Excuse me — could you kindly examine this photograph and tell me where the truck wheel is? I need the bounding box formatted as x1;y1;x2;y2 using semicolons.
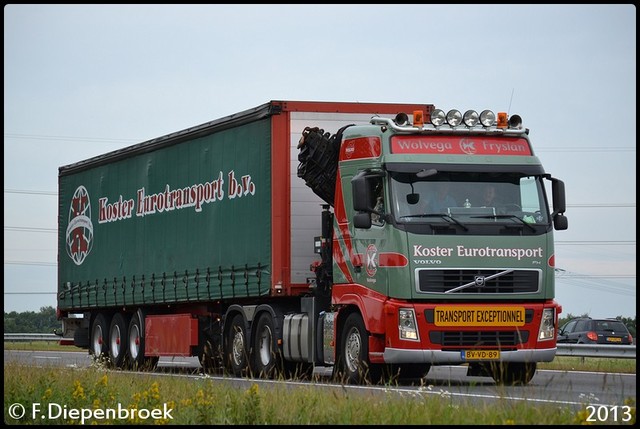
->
252;312;279;379
336;313;380;385
491;362;537;386
90;313;110;362
226;314;250;377
108;313;131;369
127;311;158;371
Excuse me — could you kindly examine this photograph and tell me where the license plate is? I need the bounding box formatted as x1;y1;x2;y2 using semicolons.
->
461;350;500;361
606;337;622;343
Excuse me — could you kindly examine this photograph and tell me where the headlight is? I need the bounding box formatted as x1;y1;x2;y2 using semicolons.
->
399;308;419;341
538;308;556;341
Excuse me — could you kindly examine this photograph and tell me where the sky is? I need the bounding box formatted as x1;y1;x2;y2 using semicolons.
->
3;4;636;319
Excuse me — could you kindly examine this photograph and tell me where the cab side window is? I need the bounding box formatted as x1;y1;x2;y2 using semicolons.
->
371;177;385;226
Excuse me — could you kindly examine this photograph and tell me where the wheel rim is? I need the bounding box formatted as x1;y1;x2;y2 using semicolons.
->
345;327;361;373
258;325;273;366
232;328;245;366
92;324;103;356
129;323;141;360
110;325;121;358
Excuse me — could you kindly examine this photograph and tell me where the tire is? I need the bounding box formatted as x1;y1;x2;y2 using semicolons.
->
108;312;131;369
127;311;158;371
336;312;380;385
252;312;279;379
226;314;250;377
492;362;537;386
90;313;111;360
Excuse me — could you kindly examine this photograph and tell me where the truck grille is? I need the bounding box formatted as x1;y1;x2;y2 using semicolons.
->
429;330;530;347
416;269;540;294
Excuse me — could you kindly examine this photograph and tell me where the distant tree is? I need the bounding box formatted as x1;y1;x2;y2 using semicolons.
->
3;306;60;333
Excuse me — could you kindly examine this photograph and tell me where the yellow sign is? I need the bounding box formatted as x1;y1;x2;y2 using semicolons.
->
434;306;525;327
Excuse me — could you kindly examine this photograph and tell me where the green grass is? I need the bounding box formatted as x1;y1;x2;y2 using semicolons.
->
538;356;636;374
4;362;636;425
4;341;73;352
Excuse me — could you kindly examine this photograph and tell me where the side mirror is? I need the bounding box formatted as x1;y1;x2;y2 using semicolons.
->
553;214;568;231
551;178;566;214
353;212;372;229
352;172;372;212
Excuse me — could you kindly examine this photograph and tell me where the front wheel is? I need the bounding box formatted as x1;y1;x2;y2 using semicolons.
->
335;312;379;385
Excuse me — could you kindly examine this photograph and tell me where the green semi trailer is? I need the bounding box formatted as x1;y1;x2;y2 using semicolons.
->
57;100;568;385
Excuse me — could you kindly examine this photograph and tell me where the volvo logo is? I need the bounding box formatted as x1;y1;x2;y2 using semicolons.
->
474;275;486;287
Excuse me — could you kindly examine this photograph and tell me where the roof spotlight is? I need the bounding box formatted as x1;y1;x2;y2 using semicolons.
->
479;110;496;127
508;114;523;129
395;112;409;126
463;110;479;127
446;109;462;127
430;109;446;126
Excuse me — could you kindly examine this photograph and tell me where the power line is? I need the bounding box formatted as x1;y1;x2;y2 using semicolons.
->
4;189;57;196
536;147;635;152
7;133;631;152
5;227;57;233
4;188;636;209
4;133;140;144
4;261;56;266
4;292;57;295
556;240;635;245
567;203;636;208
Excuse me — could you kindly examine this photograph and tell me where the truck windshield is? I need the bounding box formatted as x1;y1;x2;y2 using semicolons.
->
389;171;549;226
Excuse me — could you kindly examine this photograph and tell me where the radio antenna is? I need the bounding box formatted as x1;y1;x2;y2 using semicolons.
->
508;88;515;114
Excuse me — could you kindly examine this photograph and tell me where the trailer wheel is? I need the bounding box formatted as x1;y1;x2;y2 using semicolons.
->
252;312;279;379
90;313;110;362
127;311;158;371
108;313;131;369
336;312;380;385
492;362;537;386
226;314;249;377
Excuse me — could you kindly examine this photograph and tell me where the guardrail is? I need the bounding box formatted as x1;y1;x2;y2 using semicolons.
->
4;333;72;343
4;334;636;359
556;343;636;359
